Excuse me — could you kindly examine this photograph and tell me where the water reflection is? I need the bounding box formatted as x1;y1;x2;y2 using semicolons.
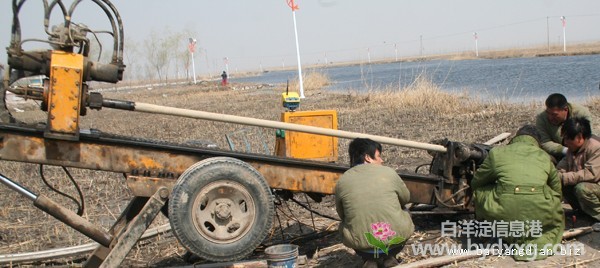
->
231;54;600;103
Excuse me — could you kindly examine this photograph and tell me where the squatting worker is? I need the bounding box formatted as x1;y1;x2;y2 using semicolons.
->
335;138;414;268
557;117;600;228
536;93;592;163
471;125;564;261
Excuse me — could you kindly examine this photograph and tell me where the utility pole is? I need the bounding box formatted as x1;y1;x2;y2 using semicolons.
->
473;32;479;57
223;57;229;75
188;38;197;84
287;0;305;98
561;16;567;52
546;16;550;52
420;35;423;56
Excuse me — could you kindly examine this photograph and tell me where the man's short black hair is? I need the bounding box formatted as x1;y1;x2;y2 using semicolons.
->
515;124;541;144
545;93;568;109
348;138;382;167
561;117;592;140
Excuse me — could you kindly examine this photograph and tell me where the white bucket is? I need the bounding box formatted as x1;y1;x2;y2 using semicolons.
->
264;244;299;268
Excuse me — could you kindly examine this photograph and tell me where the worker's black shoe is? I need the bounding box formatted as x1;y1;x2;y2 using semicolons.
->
382;256;400;267
361;259;378;268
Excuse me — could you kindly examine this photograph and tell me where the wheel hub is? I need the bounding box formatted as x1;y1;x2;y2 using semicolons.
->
192;180;256;244
214;200;232;220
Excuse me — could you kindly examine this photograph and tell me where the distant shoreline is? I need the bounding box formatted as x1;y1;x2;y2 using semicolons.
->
295;41;600;70
93;42;600;87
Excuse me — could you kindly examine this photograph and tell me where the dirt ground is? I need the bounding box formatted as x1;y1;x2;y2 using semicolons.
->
1;81;600;267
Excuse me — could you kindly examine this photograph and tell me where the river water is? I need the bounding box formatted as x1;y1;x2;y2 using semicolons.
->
231;54;600;103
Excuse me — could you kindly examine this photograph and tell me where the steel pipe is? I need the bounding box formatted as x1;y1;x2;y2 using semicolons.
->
133;102;448;153
0;173;37;201
0;173;112;246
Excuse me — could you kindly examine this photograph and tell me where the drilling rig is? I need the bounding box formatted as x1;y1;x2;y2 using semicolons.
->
0;1;497;266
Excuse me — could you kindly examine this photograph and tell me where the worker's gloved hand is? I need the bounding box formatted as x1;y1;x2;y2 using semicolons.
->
562;146;568;156
593;222;600;232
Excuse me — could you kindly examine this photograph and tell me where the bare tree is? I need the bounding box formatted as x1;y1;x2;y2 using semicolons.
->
138;26;200;83
144;30;170;82
123;37;140;81
163;30;182;80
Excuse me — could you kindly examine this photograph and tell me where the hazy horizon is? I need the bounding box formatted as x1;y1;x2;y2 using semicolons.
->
2;1;600;80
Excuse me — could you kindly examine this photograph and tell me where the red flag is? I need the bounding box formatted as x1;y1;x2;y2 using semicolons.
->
188;38;196;53
287;0;299;11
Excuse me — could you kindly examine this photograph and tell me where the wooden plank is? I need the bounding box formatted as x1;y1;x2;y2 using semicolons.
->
399;251;480;268
483;132;511;145
400;226;594;268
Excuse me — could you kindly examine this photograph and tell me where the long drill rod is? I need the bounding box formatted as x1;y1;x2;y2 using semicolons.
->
100;98;447;153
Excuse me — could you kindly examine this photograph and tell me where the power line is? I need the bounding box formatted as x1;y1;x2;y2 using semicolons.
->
220;13;600;68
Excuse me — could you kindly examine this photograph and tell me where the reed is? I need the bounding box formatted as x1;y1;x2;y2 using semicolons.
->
288;69;331;95
343;73;486;115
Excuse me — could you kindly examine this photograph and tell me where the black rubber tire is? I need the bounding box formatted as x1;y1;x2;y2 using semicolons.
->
168;157;274;262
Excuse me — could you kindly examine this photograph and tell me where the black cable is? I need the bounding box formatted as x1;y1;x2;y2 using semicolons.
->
304;193;317;230
415;163;430;174
273;202;285;241
281;199;304;228
261;195;341;247
62;166;85;216
274;199;310;237
39;164;84;216
290;196;340;221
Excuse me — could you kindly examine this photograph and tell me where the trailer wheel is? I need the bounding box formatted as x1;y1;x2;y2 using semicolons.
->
168;157;274;262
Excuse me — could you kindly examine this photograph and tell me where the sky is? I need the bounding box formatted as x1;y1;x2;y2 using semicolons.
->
2;0;600;78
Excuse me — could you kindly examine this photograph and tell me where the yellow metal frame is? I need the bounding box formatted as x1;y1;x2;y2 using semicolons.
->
46;51;84;140
275;110;338;162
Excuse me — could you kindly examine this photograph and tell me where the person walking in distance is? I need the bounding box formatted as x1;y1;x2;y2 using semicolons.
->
221;71;228;86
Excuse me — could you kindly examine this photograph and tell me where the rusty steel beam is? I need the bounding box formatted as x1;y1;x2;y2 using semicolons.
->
0;124;454;204
85;197;150;267
35;195;113;247
99;188;169;268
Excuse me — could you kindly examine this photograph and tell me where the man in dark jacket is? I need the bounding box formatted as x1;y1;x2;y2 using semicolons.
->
221;71;228;86
557;117;600;228
335;138;414;268
472;125;564;261
536;93;591;162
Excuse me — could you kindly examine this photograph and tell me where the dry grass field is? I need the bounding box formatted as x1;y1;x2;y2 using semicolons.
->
1;72;600;267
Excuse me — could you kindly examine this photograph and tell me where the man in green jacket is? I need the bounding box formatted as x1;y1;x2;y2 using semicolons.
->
472;125;564;261
536;93;592;162
335;138;414;268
